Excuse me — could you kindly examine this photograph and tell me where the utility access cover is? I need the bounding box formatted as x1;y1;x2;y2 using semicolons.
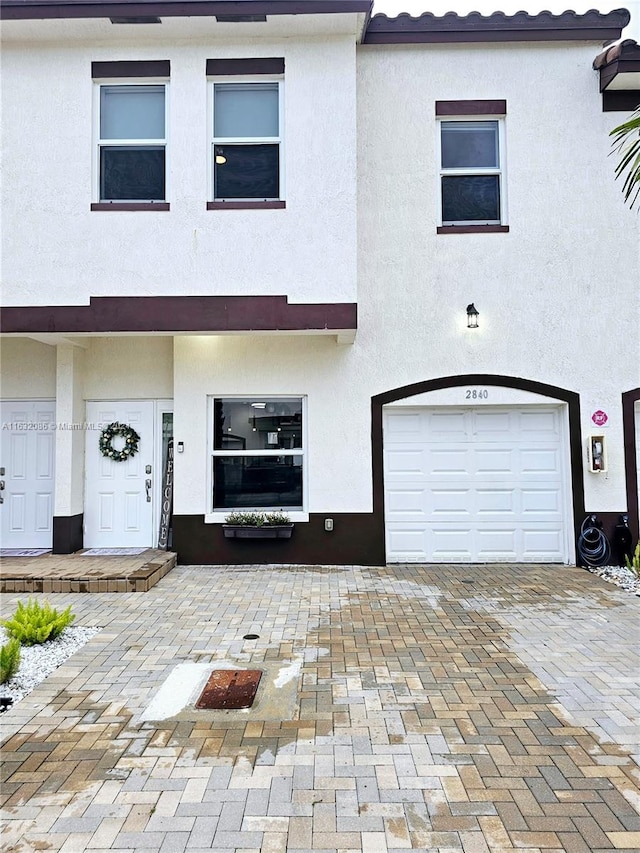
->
196;669;262;710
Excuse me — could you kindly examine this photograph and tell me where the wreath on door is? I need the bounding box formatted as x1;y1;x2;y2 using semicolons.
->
99;422;141;462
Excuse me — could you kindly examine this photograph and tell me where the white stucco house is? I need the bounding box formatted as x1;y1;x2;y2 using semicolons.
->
1;0;639;566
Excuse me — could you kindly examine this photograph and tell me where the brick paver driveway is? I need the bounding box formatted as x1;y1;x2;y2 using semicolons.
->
2;564;639;853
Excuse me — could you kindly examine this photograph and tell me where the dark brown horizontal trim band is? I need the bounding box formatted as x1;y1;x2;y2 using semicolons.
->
206;57;284;76
91;202;170;210
364;9;629;44
92;60;169;77
1;295;357;334
437;225;509;234
207;200;285;209
1;0;372;21
436;100;506;116
602;90;640;112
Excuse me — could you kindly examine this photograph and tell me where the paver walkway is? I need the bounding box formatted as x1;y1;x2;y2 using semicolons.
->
1;564;639;853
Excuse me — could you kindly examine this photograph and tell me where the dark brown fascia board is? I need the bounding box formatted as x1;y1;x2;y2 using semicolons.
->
0;0;372;21
0;295;357;333
363;9;630;44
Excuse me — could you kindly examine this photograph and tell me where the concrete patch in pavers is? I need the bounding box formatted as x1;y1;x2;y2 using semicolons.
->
140;658;301;722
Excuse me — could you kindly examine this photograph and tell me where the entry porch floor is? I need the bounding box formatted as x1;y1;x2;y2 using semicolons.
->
0;549;176;594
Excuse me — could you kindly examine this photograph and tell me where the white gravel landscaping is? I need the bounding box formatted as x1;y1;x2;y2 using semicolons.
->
0;626;100;707
586;564;640;595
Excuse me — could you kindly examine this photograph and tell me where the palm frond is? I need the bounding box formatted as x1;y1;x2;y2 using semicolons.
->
610;108;640;209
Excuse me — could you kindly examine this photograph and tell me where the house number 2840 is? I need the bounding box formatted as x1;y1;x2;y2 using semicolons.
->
465;389;489;399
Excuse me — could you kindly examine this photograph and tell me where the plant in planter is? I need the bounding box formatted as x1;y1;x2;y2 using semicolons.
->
223;511;294;539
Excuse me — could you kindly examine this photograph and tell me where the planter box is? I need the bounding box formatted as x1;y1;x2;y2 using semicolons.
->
223;524;294;540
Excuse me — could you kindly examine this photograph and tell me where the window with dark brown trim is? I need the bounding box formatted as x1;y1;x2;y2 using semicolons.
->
436;101;508;234
208;59;285;205
93;62;170;208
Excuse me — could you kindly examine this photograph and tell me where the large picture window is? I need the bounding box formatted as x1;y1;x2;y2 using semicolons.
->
439;119;504;225
211;81;282;201
98;84;167;201
211;398;303;510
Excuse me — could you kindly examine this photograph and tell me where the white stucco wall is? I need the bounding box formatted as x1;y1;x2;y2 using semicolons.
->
1;36;357;307
0;338;57;399
84;337;174;400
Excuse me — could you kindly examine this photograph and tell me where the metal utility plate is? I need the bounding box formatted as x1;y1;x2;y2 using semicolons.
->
195;669;262;710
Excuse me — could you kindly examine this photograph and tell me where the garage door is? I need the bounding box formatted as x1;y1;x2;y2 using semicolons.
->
384;406;569;563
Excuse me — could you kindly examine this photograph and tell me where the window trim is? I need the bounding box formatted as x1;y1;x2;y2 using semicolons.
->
436;114;508;230
93;77;170;205
207;75;285;203
206;395;307;521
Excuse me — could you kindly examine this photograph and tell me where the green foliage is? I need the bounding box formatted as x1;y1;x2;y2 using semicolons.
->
625;543;640;579
2;599;75;646
225;511;291;527
0;638;21;684
611;108;640;209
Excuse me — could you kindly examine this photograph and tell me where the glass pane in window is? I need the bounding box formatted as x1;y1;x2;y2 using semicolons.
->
214;144;279;199
214;83;279;138
213;455;303;509
214;399;302;451
442;175;500;223
100;86;165;140
100;146;165;200
441;121;499;169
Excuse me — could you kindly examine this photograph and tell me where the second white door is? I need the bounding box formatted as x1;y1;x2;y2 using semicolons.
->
84;401;155;548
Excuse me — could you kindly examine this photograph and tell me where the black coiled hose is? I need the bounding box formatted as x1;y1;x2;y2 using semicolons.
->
577;515;611;567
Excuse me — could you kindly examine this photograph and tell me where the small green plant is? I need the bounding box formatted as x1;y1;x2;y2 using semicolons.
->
224;511;291;527
0;638;21;684
625;543;640;579
2;599;75;646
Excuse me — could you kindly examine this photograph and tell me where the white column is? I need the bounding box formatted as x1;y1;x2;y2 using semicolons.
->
54;344;86;518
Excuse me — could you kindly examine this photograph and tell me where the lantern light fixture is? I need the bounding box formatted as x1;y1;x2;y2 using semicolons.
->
466;303;479;329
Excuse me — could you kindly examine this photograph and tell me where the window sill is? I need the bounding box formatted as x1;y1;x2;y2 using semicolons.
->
207;201;286;210
437;225;509;234
91;202;170;211
205;511;308;524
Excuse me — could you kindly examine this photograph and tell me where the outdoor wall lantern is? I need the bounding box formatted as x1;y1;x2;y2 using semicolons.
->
466;303;479;328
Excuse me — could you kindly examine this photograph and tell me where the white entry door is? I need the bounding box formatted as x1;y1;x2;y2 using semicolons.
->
84;401;155;548
0;400;56;549
384;406;569;563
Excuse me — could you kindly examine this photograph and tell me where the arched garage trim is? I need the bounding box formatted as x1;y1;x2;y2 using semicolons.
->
372;374;584;560
622;387;640;542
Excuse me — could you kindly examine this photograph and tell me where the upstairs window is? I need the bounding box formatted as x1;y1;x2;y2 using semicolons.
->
211;81;283;201
98;84;167;202
210;397;304;511
439;120;504;225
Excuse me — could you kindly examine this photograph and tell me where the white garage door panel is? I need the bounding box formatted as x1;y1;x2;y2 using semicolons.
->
384;405;569;563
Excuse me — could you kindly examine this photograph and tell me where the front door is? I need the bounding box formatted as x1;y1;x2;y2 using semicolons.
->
0;400;56;550
84;401;155;548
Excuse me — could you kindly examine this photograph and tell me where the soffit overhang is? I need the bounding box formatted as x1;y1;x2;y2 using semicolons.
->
0;0;371;41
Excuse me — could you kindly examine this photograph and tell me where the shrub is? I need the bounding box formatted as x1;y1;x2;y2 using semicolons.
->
0;638;21;684
2;599;75;646
224;511;291;527
625;543;640;579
